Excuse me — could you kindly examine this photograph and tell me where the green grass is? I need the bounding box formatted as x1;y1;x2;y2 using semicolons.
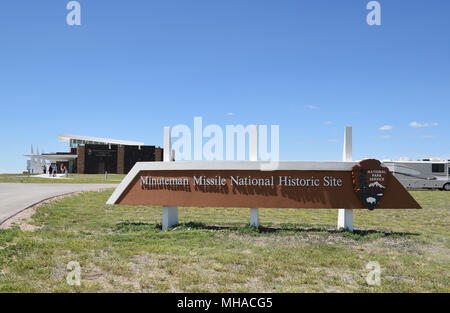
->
0;173;125;184
0;190;448;292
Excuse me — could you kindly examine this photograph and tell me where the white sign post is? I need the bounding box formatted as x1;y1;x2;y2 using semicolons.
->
249;125;259;228
162;126;179;230
337;126;354;232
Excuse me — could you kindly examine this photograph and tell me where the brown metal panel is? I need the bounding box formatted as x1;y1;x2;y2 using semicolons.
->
116;170;421;209
77;145;85;174
117;146;125;174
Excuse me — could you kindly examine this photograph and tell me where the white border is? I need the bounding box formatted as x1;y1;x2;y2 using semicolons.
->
106;160;356;204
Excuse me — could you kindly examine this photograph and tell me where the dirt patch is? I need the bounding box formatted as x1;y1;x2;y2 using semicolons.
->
0;207;41;231
0;192;84;231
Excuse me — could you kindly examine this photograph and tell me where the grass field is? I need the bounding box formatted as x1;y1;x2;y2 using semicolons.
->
0;174;125;184
0;190;448;292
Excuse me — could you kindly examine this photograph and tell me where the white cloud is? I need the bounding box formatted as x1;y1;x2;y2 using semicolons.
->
327;139;339;143
305;105;317;110
226;112;234;116
323;121;333;125
409;121;438;128
379;125;392;131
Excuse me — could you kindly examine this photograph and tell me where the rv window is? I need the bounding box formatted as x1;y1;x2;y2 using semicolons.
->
432;164;445;173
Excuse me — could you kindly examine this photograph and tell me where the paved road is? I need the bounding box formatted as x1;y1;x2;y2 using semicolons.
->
0;183;118;225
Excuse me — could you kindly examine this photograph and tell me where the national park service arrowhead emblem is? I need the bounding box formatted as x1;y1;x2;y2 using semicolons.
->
352;159;389;210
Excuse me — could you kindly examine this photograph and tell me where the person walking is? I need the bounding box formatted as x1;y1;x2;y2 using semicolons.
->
48;165;52;177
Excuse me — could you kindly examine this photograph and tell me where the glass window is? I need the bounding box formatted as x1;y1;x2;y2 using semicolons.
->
432;164;445;173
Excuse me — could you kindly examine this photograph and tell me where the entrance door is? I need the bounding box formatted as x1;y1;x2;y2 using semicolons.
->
98;162;105;174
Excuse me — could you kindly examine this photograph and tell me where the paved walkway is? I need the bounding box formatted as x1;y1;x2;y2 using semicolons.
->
0;183;118;225
34;174;68;179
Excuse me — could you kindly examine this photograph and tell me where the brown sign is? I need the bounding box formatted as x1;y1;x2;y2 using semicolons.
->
112;162;420;209
352;159;389;210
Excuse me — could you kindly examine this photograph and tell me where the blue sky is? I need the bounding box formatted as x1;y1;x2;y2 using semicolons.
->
0;0;449;173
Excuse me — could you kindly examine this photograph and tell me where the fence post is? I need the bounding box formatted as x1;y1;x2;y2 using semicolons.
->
337;126;354;232
162;126;179;230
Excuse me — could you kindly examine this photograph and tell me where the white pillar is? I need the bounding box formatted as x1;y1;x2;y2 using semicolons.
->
342;125;352;162
30;144;36;174
249;125;259;228
36;146;43;174
338;126;354;232
162;126;179;230
163;126;172;162
41;149;46;169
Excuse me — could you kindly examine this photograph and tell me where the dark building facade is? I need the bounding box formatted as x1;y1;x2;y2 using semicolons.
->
27;134;163;175
76;144;163;174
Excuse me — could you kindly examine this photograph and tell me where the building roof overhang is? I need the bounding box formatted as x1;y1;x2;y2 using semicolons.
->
58;134;144;147
24;154;78;162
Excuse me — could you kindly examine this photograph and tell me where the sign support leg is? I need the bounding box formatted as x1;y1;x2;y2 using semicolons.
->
249;125;260;228
162;206;178;230
162;126;178;230
338;126;354;232
250;208;259;228
337;209;353;232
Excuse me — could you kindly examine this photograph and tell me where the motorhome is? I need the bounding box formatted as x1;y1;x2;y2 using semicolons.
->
383;160;450;191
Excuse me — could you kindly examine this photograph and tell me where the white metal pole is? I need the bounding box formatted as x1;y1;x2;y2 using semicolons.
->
163;126;172;162
249;125;260;228
342;126;352;163
162;126;178;230
338;126;354;232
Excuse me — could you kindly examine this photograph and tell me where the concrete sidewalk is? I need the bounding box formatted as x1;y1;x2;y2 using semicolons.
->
0;183;117;225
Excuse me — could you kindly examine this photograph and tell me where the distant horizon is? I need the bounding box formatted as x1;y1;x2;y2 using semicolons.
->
3;125;449;175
